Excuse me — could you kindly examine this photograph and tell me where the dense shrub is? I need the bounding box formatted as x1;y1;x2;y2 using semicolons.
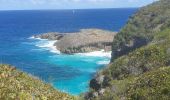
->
106;44;168;80
127;67;170;100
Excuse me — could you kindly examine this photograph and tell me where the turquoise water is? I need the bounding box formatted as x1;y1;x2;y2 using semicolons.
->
0;9;137;95
27;38;111;94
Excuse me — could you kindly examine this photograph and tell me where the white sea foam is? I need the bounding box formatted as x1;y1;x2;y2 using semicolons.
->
28;37;60;54
28;36;47;40
29;36;111;58
36;40;60;54
28;36;35;39
28;36;60;54
97;60;110;65
77;50;112;58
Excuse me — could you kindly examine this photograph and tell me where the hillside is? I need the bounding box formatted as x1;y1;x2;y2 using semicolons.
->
86;25;170;100
85;0;170;99
111;0;170;61
0;64;75;100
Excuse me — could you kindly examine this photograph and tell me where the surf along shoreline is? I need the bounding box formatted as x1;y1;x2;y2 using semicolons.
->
31;29;116;57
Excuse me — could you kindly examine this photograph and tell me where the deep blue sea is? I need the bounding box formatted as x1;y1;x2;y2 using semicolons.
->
0;8;137;95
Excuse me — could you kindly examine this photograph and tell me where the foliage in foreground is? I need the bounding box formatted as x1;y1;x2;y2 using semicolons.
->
0;64;76;100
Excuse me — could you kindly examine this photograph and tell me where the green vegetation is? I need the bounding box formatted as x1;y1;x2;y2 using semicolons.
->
105;43;169;80
86;28;170;100
127;67;170;100
88;67;170;100
111;0;170;61
0;64;76;100
86;1;170;98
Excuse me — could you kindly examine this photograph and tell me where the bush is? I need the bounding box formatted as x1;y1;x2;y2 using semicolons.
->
127;67;170;100
108;44;168;80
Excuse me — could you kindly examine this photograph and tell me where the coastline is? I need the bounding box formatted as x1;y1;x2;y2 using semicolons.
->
28;34;112;95
29;36;112;59
29;36;61;54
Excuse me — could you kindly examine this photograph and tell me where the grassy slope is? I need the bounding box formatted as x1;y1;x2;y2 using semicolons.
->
0;64;76;100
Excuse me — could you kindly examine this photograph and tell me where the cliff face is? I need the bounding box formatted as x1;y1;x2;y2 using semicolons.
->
0;64;75;100
111;0;170;61
86;0;170;99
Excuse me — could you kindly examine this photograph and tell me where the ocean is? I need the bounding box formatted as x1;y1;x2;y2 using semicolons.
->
0;8;137;95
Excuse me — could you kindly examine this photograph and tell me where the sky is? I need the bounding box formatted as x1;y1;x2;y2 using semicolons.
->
0;0;158;10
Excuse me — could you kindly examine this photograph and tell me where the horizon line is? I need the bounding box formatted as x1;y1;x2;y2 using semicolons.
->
0;7;139;11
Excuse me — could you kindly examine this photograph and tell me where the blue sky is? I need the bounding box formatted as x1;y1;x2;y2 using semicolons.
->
0;0;158;10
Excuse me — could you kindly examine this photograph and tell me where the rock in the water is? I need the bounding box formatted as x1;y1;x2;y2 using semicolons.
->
34;29;116;54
